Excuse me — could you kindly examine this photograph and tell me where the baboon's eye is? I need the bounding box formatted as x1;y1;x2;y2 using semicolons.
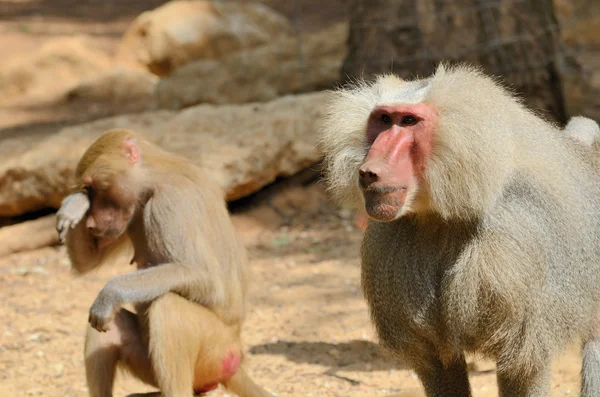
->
401;115;418;126
380;114;392;124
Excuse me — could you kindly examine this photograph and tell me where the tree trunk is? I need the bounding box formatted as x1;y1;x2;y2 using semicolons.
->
554;0;600;122
342;0;566;122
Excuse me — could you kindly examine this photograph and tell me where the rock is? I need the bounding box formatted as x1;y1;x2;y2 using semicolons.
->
154;22;348;108
64;68;158;107
554;0;600;121
0;215;58;257
0;92;328;216
0;111;176;216
0;36;111;102
116;0;294;76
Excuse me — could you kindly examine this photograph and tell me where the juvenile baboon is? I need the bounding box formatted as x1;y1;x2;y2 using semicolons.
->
319;64;600;396
56;129;271;397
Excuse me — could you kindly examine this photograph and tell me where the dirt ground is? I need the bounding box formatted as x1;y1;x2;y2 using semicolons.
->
0;180;586;397
0;1;586;396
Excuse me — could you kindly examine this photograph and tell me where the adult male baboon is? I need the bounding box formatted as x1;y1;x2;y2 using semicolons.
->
319;65;600;396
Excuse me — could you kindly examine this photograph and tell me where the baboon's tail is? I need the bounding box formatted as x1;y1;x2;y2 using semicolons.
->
222;367;273;397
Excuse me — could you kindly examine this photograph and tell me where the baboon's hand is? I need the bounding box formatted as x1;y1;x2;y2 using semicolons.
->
89;284;121;332
56;192;90;243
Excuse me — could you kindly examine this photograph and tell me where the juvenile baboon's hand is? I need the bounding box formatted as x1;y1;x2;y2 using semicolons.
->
56;192;90;243
89;285;121;332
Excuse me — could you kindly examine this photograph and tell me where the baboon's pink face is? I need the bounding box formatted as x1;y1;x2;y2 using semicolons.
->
359;103;437;221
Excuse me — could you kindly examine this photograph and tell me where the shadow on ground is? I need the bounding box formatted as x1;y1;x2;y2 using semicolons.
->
250;339;402;371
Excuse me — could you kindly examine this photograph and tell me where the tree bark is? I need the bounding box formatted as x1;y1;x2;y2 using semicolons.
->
342;0;566;122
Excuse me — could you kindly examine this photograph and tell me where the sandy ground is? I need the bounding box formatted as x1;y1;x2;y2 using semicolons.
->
0;0;587;396
0;181;586;397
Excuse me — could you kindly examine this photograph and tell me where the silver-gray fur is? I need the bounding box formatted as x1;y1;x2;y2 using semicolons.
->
565;116;600;147
319;64;600;396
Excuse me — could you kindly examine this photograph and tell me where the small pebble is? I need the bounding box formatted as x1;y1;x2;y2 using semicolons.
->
54;363;64;377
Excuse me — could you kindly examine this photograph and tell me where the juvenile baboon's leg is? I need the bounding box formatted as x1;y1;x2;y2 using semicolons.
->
147;293;241;397
84;325;118;397
496;363;551;397
85;309;156;397
581;313;600;397
412;355;471;397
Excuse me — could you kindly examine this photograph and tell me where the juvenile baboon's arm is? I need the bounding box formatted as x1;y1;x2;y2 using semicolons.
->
88;192;222;332
66;220;102;272
58;192;130;274
66;220;131;274
88;262;216;331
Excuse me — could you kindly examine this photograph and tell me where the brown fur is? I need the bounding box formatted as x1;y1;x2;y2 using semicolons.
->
58;129;271;397
319;65;600;396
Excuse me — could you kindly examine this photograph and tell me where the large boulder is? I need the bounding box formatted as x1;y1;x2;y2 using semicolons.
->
0;36;111;102
63;68;158;107
0;92;327;217
0;215;58;257
154;22;348;108
116;0;294;76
